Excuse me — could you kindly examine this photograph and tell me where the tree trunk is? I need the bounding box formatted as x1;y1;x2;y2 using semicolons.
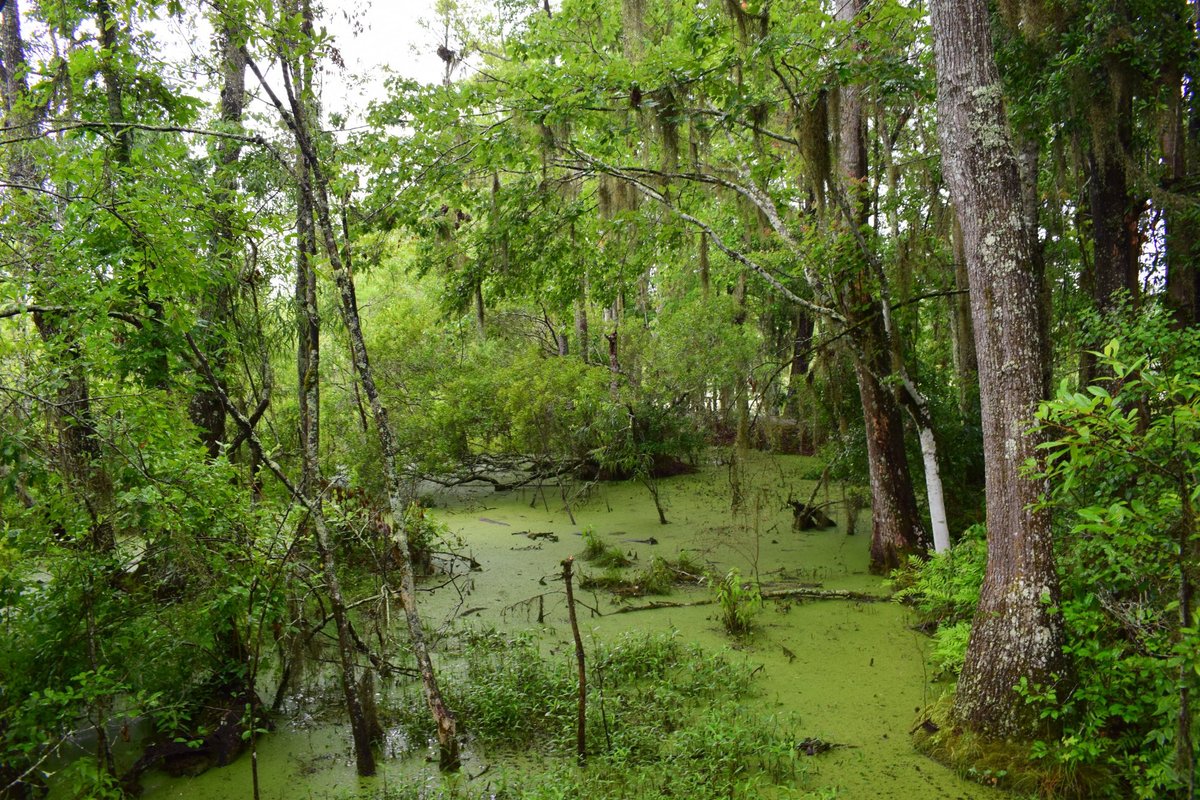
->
787;309;814;451
562;558;587;763
835;0;925;572
249;36;461;767
606;329;620;401
95;0;132;163
286;3;376;775
1087;79;1141;315
950;214;978;415
929;0;1068;738
1164;54;1199;326
190;6;247;459
852;315;927;570
575;296;589;364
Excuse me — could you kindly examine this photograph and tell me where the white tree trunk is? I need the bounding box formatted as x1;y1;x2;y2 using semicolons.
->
918;425;951;553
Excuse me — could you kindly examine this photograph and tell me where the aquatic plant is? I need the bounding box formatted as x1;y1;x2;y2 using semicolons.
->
378;629;798;799
579;528;631;569
389;630;758;757
713;569;762;636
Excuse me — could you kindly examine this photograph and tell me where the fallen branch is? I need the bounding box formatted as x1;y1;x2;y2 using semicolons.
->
612;586;886;614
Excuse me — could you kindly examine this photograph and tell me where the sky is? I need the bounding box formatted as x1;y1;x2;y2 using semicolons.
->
317;0;448;116
141;0;450;125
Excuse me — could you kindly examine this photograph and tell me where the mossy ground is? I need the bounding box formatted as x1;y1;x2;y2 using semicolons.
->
913;695;1109;800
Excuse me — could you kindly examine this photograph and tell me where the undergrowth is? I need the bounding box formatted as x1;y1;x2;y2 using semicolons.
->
385;630;808;798
578;552;704;597
714;568;762;636
890;525;986;680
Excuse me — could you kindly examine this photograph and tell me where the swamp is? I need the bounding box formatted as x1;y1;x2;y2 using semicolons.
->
2;0;1199;798
133;458;1001;800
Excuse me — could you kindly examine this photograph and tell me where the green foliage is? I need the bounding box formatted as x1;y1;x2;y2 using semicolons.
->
633;556;678;596
1026;312;1200;799
889;526;988;681
714;569;762;637
892;524;987;625
396;629;756;750
927;621;972;681
578;553;705;597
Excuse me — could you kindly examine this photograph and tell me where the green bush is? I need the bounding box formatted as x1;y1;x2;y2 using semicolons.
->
1027;320;1200;799
911;307;1200;799
892;524;987;626
392;629;760;760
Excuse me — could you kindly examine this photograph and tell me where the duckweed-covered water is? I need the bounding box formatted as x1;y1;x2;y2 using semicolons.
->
140;454;1002;800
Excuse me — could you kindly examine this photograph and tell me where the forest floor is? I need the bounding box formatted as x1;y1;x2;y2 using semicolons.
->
135;453;1003;800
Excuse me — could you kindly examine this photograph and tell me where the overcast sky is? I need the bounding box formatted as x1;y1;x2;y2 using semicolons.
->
318;0;448;116
142;0;449;125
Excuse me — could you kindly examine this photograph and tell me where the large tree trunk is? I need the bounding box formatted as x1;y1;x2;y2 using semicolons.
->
929;0;1068;738
851;311;927;569
950;214;978;415
1087;75;1141;314
1164;36;1200;326
834;0;925;572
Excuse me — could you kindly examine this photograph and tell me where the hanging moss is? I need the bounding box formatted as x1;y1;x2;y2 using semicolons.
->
654;86;680;175
797;89;831;212
621;0;646;61
598;173;614;219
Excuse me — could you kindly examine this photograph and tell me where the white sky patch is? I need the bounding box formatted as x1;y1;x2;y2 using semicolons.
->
143;0;446;126
320;0;447;121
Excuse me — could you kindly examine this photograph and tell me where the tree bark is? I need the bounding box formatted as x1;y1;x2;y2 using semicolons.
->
287;3;377;775
1086;72;1141;315
950;214;978;415
562;558;587;763
1164;43;1199;326
929;0;1067;738
574;294;589;364
834;0;925;572
787;309;814;451
95;0;132;163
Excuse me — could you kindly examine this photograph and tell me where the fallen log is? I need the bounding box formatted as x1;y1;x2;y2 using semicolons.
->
612;586;887;613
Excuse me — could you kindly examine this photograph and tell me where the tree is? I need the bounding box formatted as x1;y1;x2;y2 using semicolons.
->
832;0;931;568
244;3;461;768
928;0;1068;737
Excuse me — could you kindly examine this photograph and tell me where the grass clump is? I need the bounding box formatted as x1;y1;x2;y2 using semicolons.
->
578;567;629;592
391;629;762;758
383;629;802;799
579;552;706;598
580;528;631;568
